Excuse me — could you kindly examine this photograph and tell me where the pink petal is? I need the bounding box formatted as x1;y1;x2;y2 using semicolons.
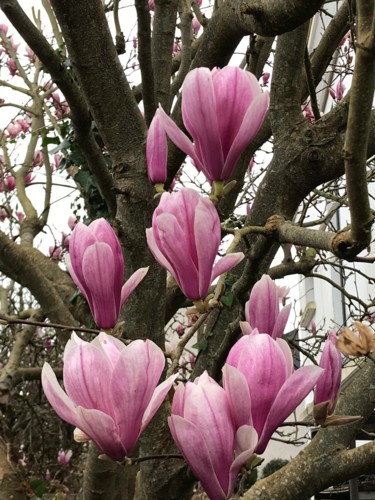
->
182;68;225;180
228;426;258;496
315;332;342;414
222;364;252;428
194;198;221;298
272;303;292;338
157;106;199;166
142;373;178;428
234;334;289;435
76;407;126;461
213;67;256;158
147;110;168;184
257;365;324;453
92;332;125;366
168;415;227;500
239;321;253;336
222;92;269;180
110;340;165;452
42;363;81;427
146;227;178;280
246;274;279;335
211;252;244;283
63;342;114;414
81;242;119;328
120;267;149;306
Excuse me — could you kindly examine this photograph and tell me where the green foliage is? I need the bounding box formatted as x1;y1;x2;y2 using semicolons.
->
261;458;289;478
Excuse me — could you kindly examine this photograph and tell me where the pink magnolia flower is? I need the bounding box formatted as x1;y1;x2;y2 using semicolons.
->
169;372;258;500
176;325;185;337
25;172;35;184
16;118;30;133
53;153;62;170
16;211;24;222
335;79;346;100
49;246;62;261
7;58;18;77
25;45;36;63
157;67;269;182
224;330;323;454
315;331;342;415
146;188;244;301
192;17;201;36
66;218;148;329
146;109;168;186
32;150;44;167
4;176;16;191
0;208;9;222
302;102;314;123
42;333;177;461
133;36;137;49
148;0;154;10
6;121;22;138
0;23;8;35
240;275;291;339
57;449;72;467
261;72;270;86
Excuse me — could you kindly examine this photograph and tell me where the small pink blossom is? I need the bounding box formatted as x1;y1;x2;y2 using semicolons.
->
7;58;18;76
0;208;9;222
133;36;137;49
192;17;201;36
176;325;185;337
4;176;16;191
0;23;8;35
33;150;44;167
16;118;30;133
57;449;73;467
6;121;22;138
262;72;270;86
25;172;35;184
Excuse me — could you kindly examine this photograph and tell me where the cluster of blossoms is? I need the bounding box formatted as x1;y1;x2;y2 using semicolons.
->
40;66;356;499
42;212;345;497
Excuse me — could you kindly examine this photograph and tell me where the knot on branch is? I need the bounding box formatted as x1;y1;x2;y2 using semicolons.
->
332;218;374;260
264;214;286;235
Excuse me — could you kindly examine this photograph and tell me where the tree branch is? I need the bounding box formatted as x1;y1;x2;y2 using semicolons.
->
342;0;375;249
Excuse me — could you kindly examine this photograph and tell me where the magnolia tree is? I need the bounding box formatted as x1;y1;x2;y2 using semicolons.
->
0;0;375;499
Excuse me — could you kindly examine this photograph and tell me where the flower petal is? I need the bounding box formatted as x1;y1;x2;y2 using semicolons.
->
168;415;227;500
110;340;165;452
120;267;149;306
81;242;119;328
63;342;114;414
257;365;323;453
222;364;252;429
211;253;244;283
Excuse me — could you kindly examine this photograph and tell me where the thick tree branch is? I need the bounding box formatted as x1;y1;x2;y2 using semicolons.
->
342;0;375;250
135;0;156;125
152;0;179;111
270;23;309;135
50;0;146;163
